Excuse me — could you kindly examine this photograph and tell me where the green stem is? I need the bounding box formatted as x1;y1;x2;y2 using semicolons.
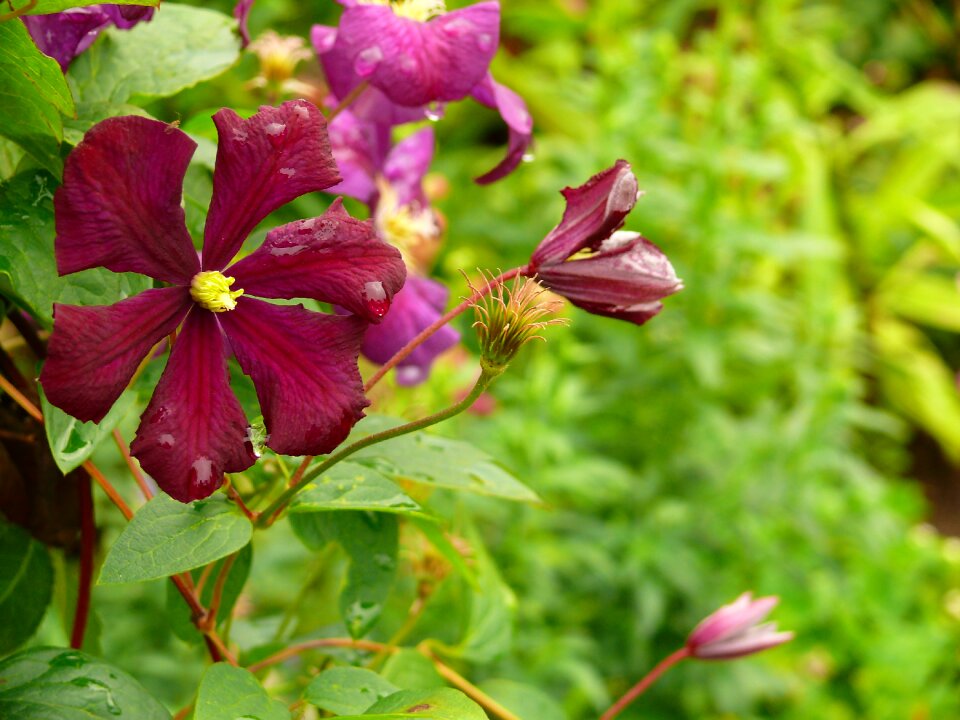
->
255;363;505;527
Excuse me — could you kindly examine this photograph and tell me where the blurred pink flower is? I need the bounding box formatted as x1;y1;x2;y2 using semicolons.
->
687;592;794;660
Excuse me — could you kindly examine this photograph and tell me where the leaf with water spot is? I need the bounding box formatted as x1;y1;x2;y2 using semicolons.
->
0;521;53;654
99;493;252;584
334;688;487;719
0;647;170;720
195;663;290;720
289;462;423;515
289;511;398;638
348;415;539;503
304;667;399;715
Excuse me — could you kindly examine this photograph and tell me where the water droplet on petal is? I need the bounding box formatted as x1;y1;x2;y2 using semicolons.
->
158;433;176;449
424;102;443;122
189;456;213;488
279;167;297;177
522;152;535;163
264;122;285;136
297;217;317;234
441;17;473;38
149;406;169;425
292;104;310;121
398;53;416;72
363;281;390;318
354;46;383;77
477;32;494;51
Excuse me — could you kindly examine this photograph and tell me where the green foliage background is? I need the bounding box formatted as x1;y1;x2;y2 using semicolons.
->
4;0;960;718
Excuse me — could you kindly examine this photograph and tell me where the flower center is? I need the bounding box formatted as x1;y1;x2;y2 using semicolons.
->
374;178;440;268
360;0;447;22
190;271;244;312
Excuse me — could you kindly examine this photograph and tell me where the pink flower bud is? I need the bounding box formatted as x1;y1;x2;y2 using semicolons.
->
686;592;794;660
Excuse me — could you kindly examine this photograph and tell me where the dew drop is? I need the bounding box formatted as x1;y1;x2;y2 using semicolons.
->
424;103;443;122
232;128;249;143
157;433;176;449
373;553;394;570
189;456;213;487
50;651;87;669
148;406;169;425
354;46;383;77
441;17;473;37
297;217;317;234
363;281;390;318
477;32;494;51
522;152;535;163
69;678;121;716
264;122;285;136
293;104;310;121
279;167;297;177
269;243;306;257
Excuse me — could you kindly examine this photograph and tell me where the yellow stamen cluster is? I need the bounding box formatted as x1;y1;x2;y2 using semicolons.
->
190;271;244;313
470;273;568;370
361;0;447;22
374;178;441;269
249;31;312;86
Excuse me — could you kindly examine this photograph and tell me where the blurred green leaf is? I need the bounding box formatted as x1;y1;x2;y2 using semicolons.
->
40;388;135;474
304;667;399;716
337;688;487;720
0;521;53;654
479;678;567;720
195;663;289;720
380;650;444;691
0;647;169;720
99;494;252;584
67;4;240;105
0;20;74;177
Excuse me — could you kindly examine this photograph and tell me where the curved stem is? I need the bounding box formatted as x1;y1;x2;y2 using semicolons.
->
423;648;522;720
364;266;527;392
70;471;95;650
0;373;42;422
598;647;690;720
0;0;37;22
84;461;134;521
247;638;393;673
203;553;239;631
112;429;153;500
256;364;504;527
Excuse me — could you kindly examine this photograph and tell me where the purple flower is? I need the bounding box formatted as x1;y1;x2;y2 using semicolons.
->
329;111;458;385
312;0;532;184
687;593;794;660
22;4;155;72
526;160;683;325
39;101;406;502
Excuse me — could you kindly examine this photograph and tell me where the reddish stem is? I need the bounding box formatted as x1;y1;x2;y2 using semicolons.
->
83;461;134;521
598;647;691;720
363;266;527;392
247;638;392;673
0;373;43;423
70;470;95;650
289;455;314;488
112;429;153;500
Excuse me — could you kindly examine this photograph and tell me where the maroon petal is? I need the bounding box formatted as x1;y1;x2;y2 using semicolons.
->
334;3;499;107
23;9;112;72
233;0;254;48
529;160;639;268
131;309;255;503
536;232;682;326
202;100;341;271
40;287;191;424
218;299;369;457
228;199;406;322
471;73;533;185
55;116;199;284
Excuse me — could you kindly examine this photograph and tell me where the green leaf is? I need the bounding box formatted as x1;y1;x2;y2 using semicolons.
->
349;416;539;503
478;679;567;720
195;663;289;720
336;688;487;720
304;667;399;716
290;462;423;515
0;521;53;654
67;4;241;105
0;170;151;327
0;20;74;177
64;101;152;145
290;511;398;638
99;494;252;584
0;647;169;720
166;543;253;643
380;651;444;691
40;388;135;474
20;0;158;14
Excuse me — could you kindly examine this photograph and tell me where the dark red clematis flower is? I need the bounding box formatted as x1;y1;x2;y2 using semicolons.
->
527;160;682;325
39;100;406;502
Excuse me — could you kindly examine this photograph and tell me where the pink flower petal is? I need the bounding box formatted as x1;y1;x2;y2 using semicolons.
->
55;117;200;284
218;299;369;456
202;100;341;271
40;287;192;424
131;309;255;503
530;160;639;268
228;199;406;323
384;127;435;207
471;73;533;185
334;3;500;107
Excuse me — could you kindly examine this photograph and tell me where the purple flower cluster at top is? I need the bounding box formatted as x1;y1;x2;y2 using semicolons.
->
22;4;155;71
40;100;406;502
313;0;532;185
